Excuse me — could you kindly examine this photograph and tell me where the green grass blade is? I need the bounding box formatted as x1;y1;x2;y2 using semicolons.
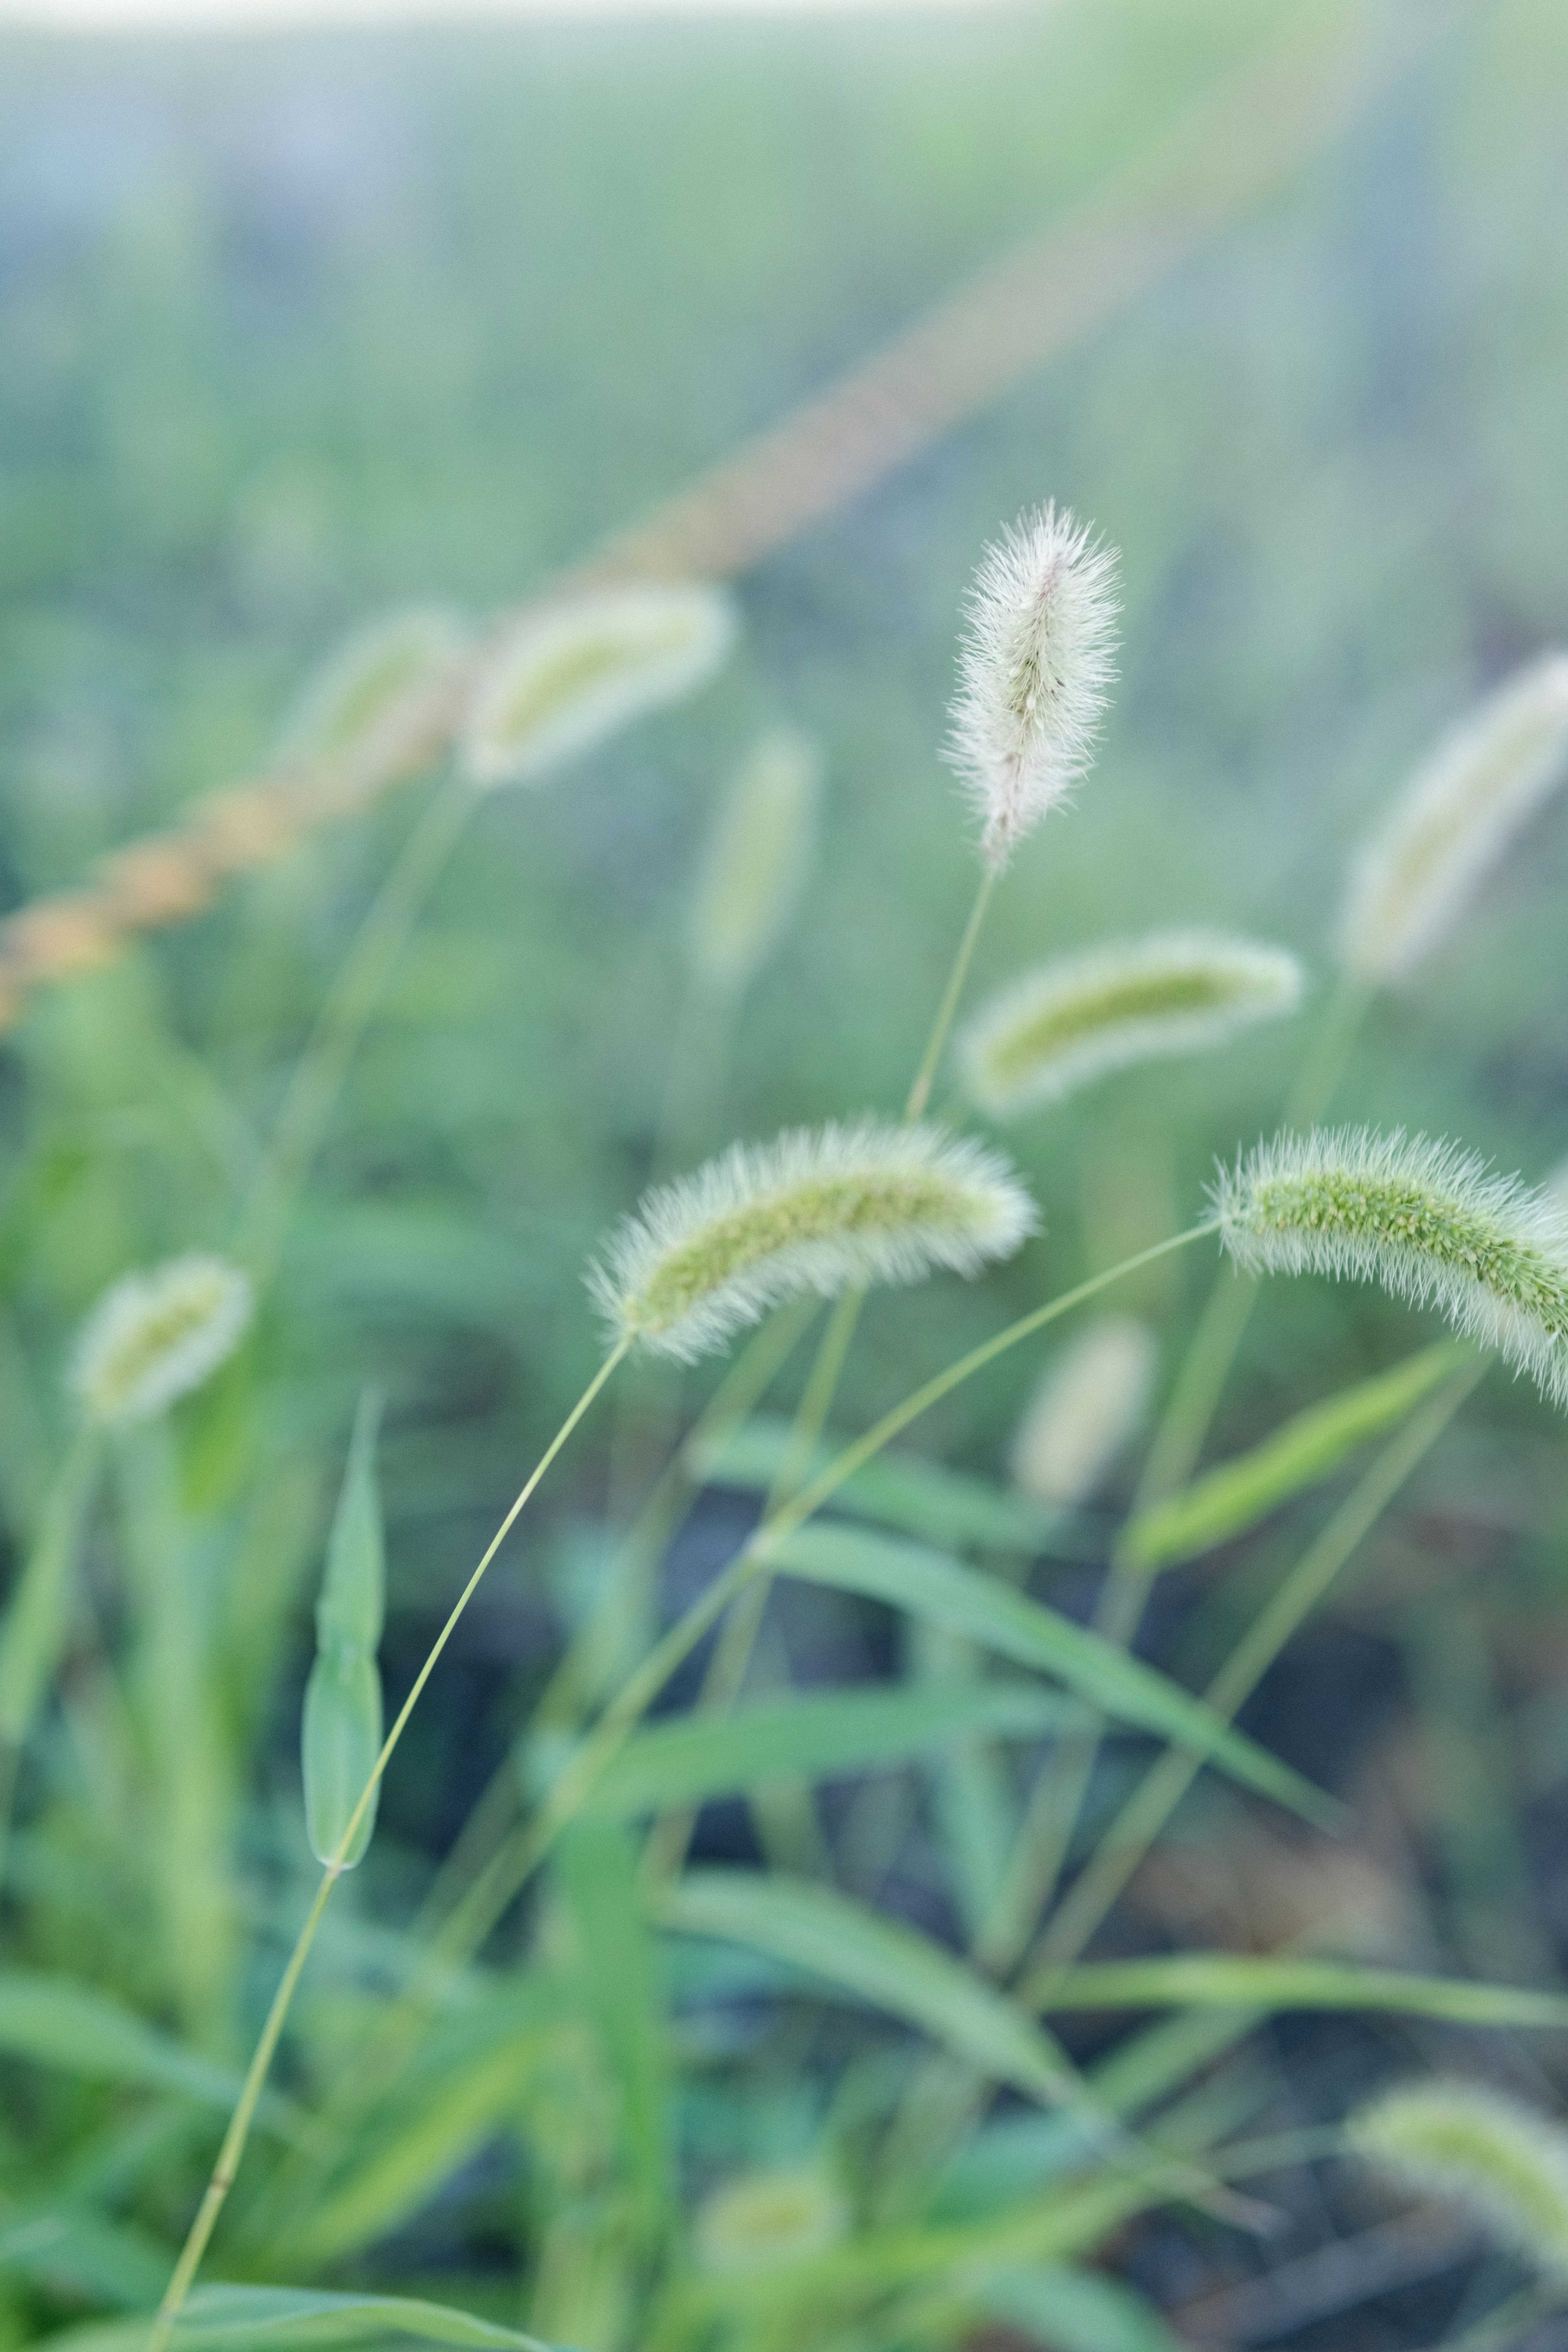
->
303;1393;385;1869
970;2261;1189;2352
690;1413;1101;1555
1036;1955;1568;2027
656;1871;1074;2103
585;1680;1073;1817
1120;1342;1465;1572
555;1817;674;2240
0;1430;100;1749
37;2283;563;2348
767;1521;1335;1825
0;1969;254;2110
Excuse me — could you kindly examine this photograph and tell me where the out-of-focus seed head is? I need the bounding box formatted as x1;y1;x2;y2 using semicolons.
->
71;1254;254;1427
1350;2079;1568;2282
687;727;823;992
1010;1314;1158;1508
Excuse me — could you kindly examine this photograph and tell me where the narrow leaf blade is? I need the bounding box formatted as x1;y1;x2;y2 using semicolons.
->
1036;1955;1568;2028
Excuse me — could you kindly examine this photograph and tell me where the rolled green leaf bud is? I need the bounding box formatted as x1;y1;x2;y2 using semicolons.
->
1350;2079;1568;2281
590;1118;1036;1362
281;604;468;805
70;1254;253;1427
1214;1126;1568;1408
961;931;1304;1118
461;582;736;788
688;726;822;992
946;501;1119;871
694;2168;848;2275
1339;654;1568;987
1010;1314;1156;1508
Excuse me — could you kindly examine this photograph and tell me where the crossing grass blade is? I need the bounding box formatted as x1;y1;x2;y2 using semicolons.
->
0;1970;266;2113
555;1817;675;2241
765;1521;1336;1825
0;1432;100;1757
1033;1954;1568;2028
37;2284;564;2349
584;1679;1075;1817
302;1392;385;1870
655;1871;1076;2104
1120;1341;1467;1572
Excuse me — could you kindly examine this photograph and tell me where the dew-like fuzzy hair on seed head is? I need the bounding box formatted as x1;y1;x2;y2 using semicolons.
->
282;606;468;804
694;2169;849;2276
961;931;1304;1120
1011;1314;1157;1509
590;1119;1038;1362
71;1254;254;1427
461;583;737;789
1350;2080;1568;2282
1339;653;1568;986
688;727;823;991
1213;1126;1568;1409
946;502;1120;871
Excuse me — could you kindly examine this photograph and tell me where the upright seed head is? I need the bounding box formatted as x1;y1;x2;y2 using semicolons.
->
946;501;1120;871
71;1254;254;1426
961;931;1304;1119
1010;1314;1157;1508
589;1118;1036;1362
687;726;823;993
460;582;737;789
282;604;468;810
1350;2079;1568;2282
1213;1126;1568;1408
1339;653;1568;986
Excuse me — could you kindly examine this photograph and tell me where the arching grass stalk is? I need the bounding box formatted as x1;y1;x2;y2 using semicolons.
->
147;1338;630;2352
995;970;1374;1952
430;1222;1218;1970
238;773;476;1284
1020;1359;1481;1992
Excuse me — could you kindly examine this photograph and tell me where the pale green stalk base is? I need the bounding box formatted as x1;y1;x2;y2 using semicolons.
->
238;773;474;1284
148;1339;628;2351
1022;1362;1479;1988
906;866;995;1123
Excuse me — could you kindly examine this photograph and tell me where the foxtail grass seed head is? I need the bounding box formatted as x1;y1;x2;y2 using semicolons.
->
1339;653;1568;986
71;1254;254;1427
590;1118;1036;1362
461;582;737;788
282;605;468;803
947;501;1119;871
1350;2080;1568;2281
694;2169;849;2275
688;726;823;991
961;931;1304;1119
1546;1153;1568;1214
1011;1314;1157;1508
1214;1127;1568;1408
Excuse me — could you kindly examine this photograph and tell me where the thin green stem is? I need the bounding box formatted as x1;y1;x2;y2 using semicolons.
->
148;1340;628;2348
905;866;994;1123
238;773;474;1285
1022;1362;1480;1989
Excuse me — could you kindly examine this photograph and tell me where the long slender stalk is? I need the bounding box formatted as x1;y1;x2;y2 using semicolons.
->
238;773;475;1284
1020;1362;1480;1991
905;866;995;1123
147;1339;628;2351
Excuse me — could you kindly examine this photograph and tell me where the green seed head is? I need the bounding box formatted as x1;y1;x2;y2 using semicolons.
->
1010;1314;1157;1508
1350;2079;1568;2282
71;1254;254;1427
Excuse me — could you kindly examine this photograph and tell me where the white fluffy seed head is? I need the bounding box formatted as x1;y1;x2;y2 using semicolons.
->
281;604;468;809
1339;653;1568;986
687;726;823;991
460;582;737;789
694;2169;849;2275
946;502;1120;871
961;931;1305;1120
1213;1125;1568;1409
589;1118;1037;1363
71;1254;254;1427
1010;1314;1157;1508
1350;2079;1568;2282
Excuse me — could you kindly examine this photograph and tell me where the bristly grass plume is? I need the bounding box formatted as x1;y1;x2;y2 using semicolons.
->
1339;653;1568;986
282;605;469;809
694;2169;849;2275
590;1118;1036;1361
961;931;1304;1118
71;1254;254;1426
1350;2079;1568;2281
688;726;823;992
1010;1314;1157;1508
461;582;737;787
946;502;1119;871
1214;1127;1568;1408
